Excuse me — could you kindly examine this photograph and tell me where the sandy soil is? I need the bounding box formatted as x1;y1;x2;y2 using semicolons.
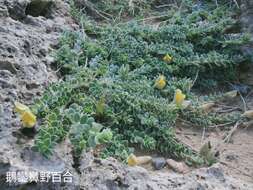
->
176;93;253;183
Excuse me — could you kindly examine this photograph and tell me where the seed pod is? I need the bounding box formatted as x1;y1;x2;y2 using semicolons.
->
182;100;191;109
136;156;152;165
127;154;152;166
223;90;238;99
242;110;253;119
14;101;29;114
200;102;215;112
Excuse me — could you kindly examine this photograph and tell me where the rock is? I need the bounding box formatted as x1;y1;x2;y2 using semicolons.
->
206;164;225;182
152;157;166;170
25;0;54;18
79;156;253;190
79;156;161;190
0;1;78;189
231;84;251;95
4;0;28;20
79;151;95;171
166;159;189;174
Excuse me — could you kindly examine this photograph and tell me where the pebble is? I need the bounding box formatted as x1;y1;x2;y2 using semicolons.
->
152;157;166;170
166;159;189;174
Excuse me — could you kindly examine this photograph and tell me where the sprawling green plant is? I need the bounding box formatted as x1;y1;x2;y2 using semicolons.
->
33;63;193;159
65;1;251;88
33;0;250;164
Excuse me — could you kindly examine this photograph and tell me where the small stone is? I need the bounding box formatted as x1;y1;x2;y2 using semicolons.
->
207;165;225;181
225;154;239;161
166;159;189;174
231;84;251;95
152;157;166;170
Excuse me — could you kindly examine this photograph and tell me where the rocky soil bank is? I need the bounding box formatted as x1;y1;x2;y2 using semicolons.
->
0;0;252;189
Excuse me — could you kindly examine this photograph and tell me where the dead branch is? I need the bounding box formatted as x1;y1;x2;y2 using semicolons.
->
223;121;240;143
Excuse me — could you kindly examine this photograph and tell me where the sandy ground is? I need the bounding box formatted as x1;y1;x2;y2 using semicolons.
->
176;93;253;183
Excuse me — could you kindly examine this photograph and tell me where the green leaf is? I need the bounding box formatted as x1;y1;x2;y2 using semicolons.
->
80;115;88;124
91;122;103;133
88;136;96;147
95;129;113;144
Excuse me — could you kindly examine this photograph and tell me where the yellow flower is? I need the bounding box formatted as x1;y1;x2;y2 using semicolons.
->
21;111;37;128
174;89;186;106
154;75;166;90
127;154;138;166
163;54;173;63
14;102;36;128
14;101;29;114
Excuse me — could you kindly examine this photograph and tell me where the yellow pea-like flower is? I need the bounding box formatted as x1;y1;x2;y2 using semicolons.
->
14;102;36;128
174;89;186;106
163;54;173;63
127;154;138;166
14;101;29;114
21;111;37;128
154;75;166;90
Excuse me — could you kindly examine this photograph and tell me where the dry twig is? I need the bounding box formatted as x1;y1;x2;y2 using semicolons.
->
209;121;236;129
238;92;247;112
223;121;240;143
